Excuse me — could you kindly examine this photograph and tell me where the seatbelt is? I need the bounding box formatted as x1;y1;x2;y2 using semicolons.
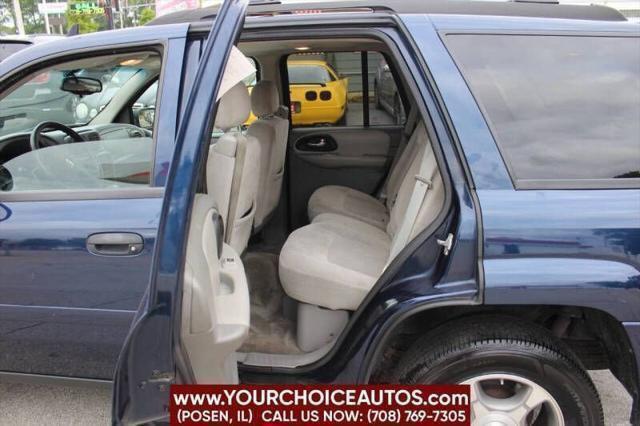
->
378;108;419;202
387;139;436;262
225;132;247;243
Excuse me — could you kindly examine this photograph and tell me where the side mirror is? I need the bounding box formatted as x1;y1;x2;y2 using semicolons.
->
382;64;390;73
61;76;102;96
135;107;156;130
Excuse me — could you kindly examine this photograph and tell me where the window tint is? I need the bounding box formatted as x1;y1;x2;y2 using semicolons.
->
287;52;405;128
0;51;161;193
446;35;640;185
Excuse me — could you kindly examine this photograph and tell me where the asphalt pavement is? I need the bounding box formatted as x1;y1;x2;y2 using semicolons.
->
0;370;632;425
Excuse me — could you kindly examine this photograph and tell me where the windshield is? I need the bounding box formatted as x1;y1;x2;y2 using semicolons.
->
0;60;147;138
288;64;334;85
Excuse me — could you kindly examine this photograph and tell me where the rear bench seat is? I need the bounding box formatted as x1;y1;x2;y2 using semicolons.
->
307;118;420;230
279;122;444;311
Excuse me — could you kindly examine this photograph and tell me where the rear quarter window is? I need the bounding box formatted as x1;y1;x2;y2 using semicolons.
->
445;34;640;189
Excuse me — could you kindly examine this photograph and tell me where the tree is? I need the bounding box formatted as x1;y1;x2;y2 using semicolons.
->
65;0;106;33
138;7;154;25
0;0;16;34
19;0;45;34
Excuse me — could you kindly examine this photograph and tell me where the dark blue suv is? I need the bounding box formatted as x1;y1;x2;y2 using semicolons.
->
0;1;638;424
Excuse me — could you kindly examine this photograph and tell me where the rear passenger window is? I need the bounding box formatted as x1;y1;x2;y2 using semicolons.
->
446;35;640;188
370;54;406;126
287;52;406;128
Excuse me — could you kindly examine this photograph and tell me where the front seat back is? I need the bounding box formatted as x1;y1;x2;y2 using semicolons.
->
207;82;261;254
247;80;289;230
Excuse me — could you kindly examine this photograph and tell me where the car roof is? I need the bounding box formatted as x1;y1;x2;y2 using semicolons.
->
148;0;626;26
0;34;64;43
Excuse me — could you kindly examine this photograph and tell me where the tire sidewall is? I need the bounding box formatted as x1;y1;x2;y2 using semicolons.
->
410;348;601;426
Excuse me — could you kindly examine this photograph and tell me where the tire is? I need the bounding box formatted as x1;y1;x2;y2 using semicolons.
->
337;103;348;126
392;315;603;426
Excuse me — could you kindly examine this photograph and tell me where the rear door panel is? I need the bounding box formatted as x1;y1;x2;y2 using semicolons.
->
288;125;403;228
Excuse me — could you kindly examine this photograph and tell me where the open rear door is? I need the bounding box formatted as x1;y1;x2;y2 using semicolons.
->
112;0;249;423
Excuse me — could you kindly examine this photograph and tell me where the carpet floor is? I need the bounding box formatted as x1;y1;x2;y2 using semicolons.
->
240;252;302;354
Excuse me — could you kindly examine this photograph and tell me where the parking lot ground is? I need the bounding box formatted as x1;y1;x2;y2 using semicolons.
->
345;102;395;126
0;370;632;425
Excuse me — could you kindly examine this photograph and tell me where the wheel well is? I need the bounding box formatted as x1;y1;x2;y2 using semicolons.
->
371;305;639;416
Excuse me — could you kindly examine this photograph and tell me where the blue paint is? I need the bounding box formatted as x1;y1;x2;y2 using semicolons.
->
0;6;637;424
0;203;10;221
0;197;162;378
480;189;640;321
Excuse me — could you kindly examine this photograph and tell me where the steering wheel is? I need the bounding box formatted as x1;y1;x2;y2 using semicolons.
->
30;121;84;151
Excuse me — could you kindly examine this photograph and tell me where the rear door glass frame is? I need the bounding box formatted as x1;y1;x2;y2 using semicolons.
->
285;50;409;129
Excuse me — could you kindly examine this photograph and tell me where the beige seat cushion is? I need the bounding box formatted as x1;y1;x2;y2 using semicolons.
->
281;122;445;312
279;213;390;311
207;82;260;255
305;122;423;229
307;185;389;230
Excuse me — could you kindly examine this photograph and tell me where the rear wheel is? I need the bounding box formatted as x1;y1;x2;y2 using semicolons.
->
392;316;604;426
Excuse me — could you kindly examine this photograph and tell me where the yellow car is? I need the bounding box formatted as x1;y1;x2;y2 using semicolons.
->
287;59;348;126
244;60;348;126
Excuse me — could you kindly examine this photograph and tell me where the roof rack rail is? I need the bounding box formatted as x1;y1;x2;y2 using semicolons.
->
249;0;281;6
148;0;626;26
511;0;560;4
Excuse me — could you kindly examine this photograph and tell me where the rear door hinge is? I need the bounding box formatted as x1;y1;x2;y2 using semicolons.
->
437;233;454;256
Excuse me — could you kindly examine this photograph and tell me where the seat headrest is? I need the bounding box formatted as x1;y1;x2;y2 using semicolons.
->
215;82;251;131
250;80;280;118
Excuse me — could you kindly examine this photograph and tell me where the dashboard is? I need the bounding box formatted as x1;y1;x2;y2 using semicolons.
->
0;123;153;192
0;123;151;165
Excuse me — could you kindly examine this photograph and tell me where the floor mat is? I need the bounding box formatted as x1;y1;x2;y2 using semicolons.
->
240;252;302;354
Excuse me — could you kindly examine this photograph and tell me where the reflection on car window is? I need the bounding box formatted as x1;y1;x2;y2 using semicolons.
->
0;51;162;193
446;35;640;184
0;56;151;138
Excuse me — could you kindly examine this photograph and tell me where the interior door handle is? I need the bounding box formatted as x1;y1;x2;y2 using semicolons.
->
295;134;337;152
87;232;144;256
308;138;327;148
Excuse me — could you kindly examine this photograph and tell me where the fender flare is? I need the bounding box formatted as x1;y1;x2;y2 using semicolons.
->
357;291;478;383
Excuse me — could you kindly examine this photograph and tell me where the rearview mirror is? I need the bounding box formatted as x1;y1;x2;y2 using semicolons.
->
61;76;103;96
